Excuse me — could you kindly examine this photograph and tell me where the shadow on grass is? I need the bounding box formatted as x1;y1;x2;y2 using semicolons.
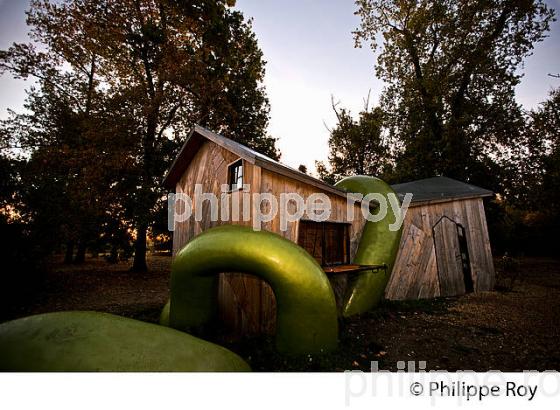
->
200;298;452;372
114;297;453;371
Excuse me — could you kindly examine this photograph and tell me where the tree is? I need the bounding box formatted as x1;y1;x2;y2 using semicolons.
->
520;87;560;254
88;0;278;271
471;85;560;256
316;97;392;184
297;164;308;174
528;87;560;203
1;0;279;271
0;0;137;264
354;0;554;189
0;61;111;264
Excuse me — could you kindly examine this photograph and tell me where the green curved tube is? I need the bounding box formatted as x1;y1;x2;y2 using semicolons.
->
0;311;250;371
168;225;338;354
160;300;170;326
335;176;403;317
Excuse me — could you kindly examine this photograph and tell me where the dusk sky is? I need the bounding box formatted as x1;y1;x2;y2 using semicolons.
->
1;0;560;172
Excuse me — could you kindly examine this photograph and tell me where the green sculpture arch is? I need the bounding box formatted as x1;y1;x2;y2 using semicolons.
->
166;225;339;355
0;176;401;370
335;176;404;317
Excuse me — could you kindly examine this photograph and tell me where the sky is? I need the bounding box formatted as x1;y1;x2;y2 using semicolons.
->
1;0;560;173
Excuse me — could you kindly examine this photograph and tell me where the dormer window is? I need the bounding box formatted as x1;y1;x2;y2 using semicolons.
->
228;159;243;191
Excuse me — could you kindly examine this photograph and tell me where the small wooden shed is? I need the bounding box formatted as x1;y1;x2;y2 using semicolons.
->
164;125;368;336
386;176;495;300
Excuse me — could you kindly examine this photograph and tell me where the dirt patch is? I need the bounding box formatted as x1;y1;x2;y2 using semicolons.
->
3;255;170;323
3;256;559;371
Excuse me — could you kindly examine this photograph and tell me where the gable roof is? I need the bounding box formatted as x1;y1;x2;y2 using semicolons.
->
163;124;350;199
391;176;493;205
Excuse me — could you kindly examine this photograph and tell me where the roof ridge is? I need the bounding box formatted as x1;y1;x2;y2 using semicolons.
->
163;125;350;199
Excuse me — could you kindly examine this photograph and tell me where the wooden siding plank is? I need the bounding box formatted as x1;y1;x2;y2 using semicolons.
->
390;198;493;300
477;199;496;290
386;223;425;299
433;217;465;296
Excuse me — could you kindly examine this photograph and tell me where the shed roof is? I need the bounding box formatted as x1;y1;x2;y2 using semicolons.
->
163;125;350;199
391;176;493;205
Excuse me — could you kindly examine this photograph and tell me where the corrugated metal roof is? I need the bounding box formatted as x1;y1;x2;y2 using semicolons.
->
391;176;493;204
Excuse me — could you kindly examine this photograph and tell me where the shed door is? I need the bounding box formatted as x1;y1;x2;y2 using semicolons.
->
433;217;472;296
298;221;349;266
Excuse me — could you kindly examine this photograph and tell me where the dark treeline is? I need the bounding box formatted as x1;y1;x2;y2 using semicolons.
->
317;0;559;258
0;0;279;311
0;1;559;313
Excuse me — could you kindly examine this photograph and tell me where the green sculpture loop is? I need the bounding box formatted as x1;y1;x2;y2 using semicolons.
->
166;225;338;355
335;176;404;317
0;176;400;370
0;311;250;371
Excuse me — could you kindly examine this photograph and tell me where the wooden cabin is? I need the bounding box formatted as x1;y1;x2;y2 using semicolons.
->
164;125;368;336
386;176;495;300
164;126;496;336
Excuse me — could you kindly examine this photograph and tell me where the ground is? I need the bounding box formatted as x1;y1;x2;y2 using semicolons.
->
3;256;559;371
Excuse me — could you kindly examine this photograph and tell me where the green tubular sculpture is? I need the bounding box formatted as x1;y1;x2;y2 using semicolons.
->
335;176;404;317
0;311;250;371
0;176;400;370
166;225;338;355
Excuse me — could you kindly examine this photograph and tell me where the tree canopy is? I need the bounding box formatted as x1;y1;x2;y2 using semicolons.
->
0;0;279;270
353;0;554;189
316;97;392;184
314;0;557;256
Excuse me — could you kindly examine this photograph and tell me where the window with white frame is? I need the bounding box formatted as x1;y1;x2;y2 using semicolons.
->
228;159;243;191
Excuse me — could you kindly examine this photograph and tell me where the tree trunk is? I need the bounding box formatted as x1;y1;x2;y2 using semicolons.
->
107;244;118;264
132;223;148;272
64;241;74;264
74;241;86;264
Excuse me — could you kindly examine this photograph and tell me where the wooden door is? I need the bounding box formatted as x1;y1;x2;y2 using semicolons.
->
297;220;349;266
433;217;466;296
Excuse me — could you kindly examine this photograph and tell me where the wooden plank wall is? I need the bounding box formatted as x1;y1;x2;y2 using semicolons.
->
385;223;439;300
173;141;246;251
172;140;367;336
258;169;365;250
433;217;465;296
385;198;495;300
172;140;266;337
